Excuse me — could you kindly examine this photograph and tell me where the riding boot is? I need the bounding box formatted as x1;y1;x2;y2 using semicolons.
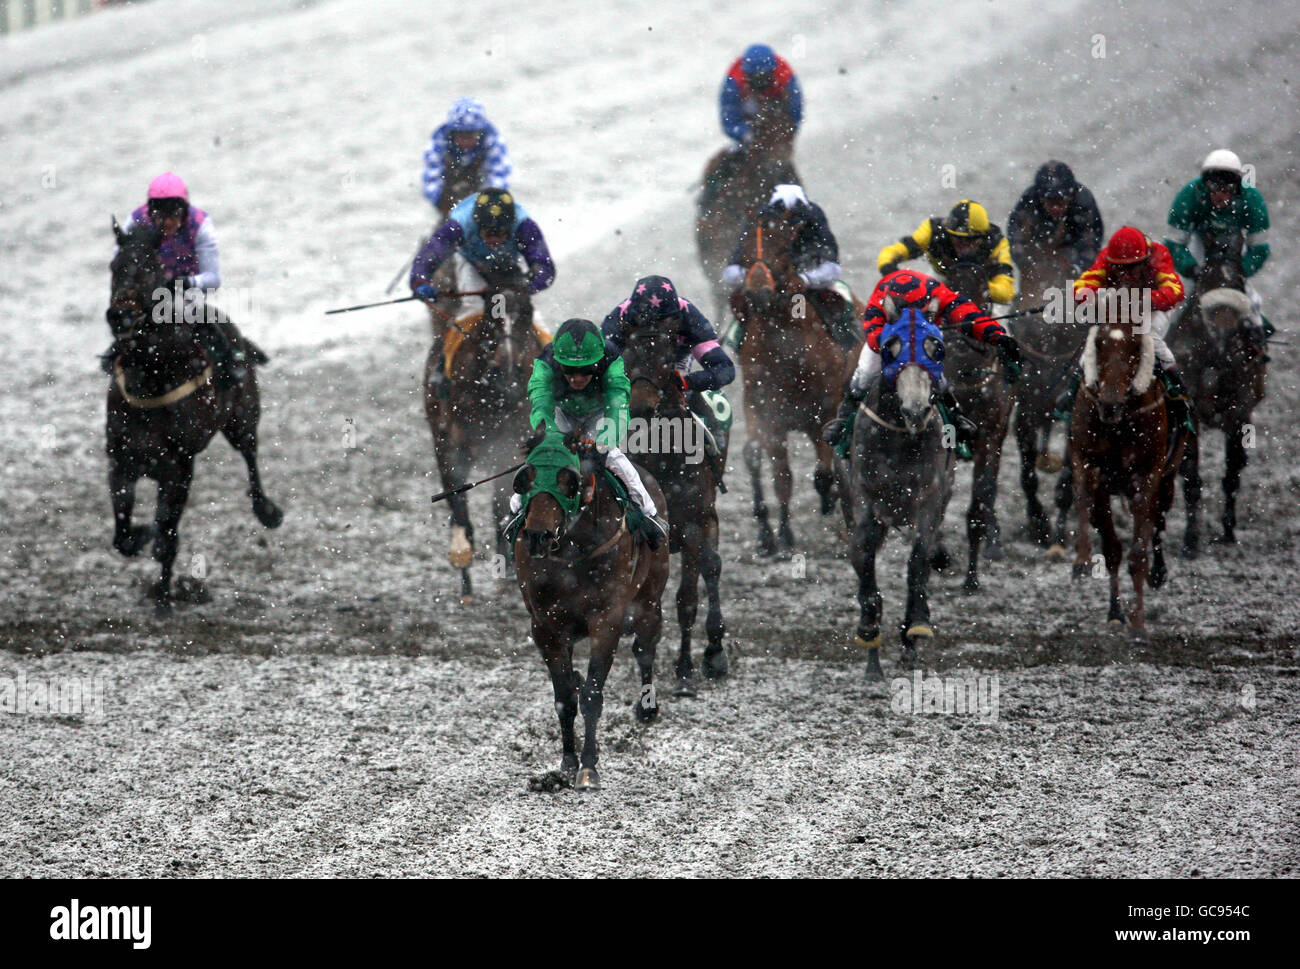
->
1156;365;1195;435
195;320;246;390
688;390;729;491
937;386;976;461
1052;363;1084;422
428;335;450;400
638;513;670;550
822;381;864;457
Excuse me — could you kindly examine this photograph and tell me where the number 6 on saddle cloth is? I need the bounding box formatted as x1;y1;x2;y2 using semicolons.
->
880;309;946;385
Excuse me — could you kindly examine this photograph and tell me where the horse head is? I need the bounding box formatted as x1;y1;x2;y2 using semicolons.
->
108;216;168;342
879;305;944;433
741;205;801;313
1085;290;1152;424
750;97;797;161
478;285;530;376
514;435;583;559
621;324;686;419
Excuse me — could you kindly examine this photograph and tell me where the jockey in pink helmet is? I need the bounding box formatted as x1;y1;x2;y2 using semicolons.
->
103;174;245;386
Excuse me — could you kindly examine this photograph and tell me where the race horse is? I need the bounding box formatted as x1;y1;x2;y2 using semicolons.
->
513;432;670;791
1069;291;1188;643
426;167;489;328
424;285;547;601
1172;253;1268;554
696;98;800;323
942;262;1016;591
845;308;955;680
733;202;850;556
619;323;728;694
106;218;282;615
1010;235;1088;556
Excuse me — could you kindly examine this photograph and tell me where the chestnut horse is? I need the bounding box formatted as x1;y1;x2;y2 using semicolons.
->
1069;293;1188;642
1011;235;1088;556
513;434;670;791
941;262;1016;592
106;218;281;615
733;204;849;556
696;98;799;324
1173;254;1268;554
620;323;728;694
424;286;546;601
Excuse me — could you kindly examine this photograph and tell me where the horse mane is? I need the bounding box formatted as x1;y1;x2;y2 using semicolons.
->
1199;287;1252;319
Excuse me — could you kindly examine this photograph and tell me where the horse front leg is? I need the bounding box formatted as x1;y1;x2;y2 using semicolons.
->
1071;458;1097;583
109;459;151;557
535;623;579;784
964;440;997;593
1015;405;1050;546
1127;480;1160;643
850;510;887;681
1050;442;1075;559
1095;491;1124;628
435;433;475;599
628;594;664;725
769;434;795;555
699;511;728;679
1222;423;1248;544
576;615;621;791
812;438;836;516
221;381;282;528
743;437;776;556
151;460;194;616
1179;428;1202;558
674;520;702;696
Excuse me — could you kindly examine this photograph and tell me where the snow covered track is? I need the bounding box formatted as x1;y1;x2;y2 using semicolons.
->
1;0;1298;875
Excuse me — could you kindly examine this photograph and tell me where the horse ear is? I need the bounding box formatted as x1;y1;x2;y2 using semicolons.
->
883;296;900;322
112;215;125;245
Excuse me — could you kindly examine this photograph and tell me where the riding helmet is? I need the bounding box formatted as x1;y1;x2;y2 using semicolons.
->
473;188;515;236
1034;160;1078;198
552;319;606;368
624;275;682;325
1103;226;1151;265
944;200;991;237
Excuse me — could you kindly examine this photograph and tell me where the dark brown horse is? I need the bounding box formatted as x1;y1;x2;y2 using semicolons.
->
733;204;850;556
620;324;727;694
106;218;281;615
1069;294;1187;642
942;262;1016;591
424;285;546;600
1173;254;1268;554
1010;234;1088;556
696;98;799;323
514;436;670;791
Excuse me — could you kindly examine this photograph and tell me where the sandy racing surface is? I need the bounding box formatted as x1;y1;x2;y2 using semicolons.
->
1;0;1298;876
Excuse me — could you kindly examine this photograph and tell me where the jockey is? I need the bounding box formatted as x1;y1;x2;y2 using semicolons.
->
421;97;511;214
1006;160;1104;276
410;188;555;392
102;172;244;388
1053;226;1191;430
700;44;803;207
514;318;669;549
877;200;1016;308
822;269;1022;454
721;184;859;347
601;274;736;479
1164;149;1271;337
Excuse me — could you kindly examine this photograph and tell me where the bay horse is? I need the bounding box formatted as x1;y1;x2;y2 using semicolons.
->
425;285;547;600
1173;253;1268;554
942;262;1016;591
846;309;955;680
1069;292;1187;643
734;203;848;556
513;433;670;791
426;167;488;329
106;218;282;615
1010;235;1088;555
696;97;799;323
620;323;727;694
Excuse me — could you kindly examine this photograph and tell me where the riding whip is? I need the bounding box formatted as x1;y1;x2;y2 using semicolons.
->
431;463;525;504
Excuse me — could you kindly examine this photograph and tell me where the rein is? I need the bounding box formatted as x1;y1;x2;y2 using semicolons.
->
860;401;937;434
113;361;214;409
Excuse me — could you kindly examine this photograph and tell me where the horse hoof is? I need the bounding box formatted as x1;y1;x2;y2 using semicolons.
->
702;646;729;679
1028;518;1052;547
1150;565;1168;589
1130;628;1150;645
898;643;918;670
173;576;211;604
255;500;283;529
153;597;172;618
904;624;934;650
449;526;473;569
1220;530;1237;545
962;576;980;594
1045;543;1068;562
575;768;601;791
1107;617;1125;628
634;685;660;724
864;649;885;682
1181;539;1200;560
673;675;697;698
930;548;951;572
1071;562;1089;580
